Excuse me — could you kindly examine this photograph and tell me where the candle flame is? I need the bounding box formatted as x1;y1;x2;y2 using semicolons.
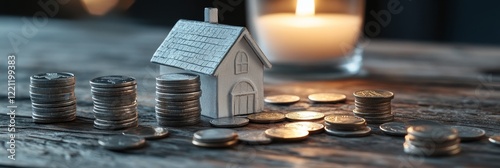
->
296;0;315;16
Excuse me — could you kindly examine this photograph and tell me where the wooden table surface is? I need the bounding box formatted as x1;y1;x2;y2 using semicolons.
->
1;17;499;168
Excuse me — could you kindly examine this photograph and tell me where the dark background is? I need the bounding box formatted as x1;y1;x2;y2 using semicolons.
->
1;0;499;45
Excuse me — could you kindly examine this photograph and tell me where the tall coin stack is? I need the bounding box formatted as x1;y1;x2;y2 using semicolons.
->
353;89;394;124
155;73;202;127
323;115;371;137
30;72;77;123
90;75;139;130
404;125;461;156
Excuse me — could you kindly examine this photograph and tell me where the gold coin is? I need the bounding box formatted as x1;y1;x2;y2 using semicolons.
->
353;90;394;99
285;122;324;134
264;95;300;104
247;112;286;123
308;93;346;103
324;114;366;125
285;111;325;121
265;127;309;141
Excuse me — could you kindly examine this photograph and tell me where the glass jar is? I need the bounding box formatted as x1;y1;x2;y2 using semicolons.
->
247;0;365;79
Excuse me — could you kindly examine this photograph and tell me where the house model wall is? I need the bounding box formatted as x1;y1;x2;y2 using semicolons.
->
151;8;272;118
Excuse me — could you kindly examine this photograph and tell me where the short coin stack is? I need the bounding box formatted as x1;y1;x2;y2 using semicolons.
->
324;115;371;137
155;73;202;127
353;89;394;124
30;72;77;123
193;129;238;148
404;125;461;157
90;75;139;130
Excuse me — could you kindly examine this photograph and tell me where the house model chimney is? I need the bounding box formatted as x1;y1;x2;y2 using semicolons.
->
204;8;218;24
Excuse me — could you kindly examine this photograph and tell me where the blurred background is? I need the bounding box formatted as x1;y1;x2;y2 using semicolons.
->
1;0;499;45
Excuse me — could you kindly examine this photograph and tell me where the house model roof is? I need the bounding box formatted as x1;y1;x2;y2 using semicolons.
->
151;19;271;75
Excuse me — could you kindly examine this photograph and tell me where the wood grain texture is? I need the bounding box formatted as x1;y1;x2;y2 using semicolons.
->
0;17;499;168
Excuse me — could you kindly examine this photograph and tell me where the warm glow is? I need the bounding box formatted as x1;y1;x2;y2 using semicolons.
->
81;0;119;16
296;0;315;16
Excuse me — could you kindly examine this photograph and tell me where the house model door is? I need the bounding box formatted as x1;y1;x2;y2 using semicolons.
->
231;81;256;115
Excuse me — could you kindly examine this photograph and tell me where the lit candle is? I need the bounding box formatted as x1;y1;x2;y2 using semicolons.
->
255;0;362;64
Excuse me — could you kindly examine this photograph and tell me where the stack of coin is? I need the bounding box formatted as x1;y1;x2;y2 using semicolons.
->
324;115;371;137
30;72;77;123
90;75;139;130
353;89;394;124
155;73;201;127
192;129;238;148
404;125;461;157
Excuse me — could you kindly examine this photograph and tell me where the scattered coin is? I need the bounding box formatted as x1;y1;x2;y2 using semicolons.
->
379;122;408;136
122;125;169;140
192;129;239;148
265;127;309;141
264;95;300;104
324;126;372;137
489;135;500;146
210;117;249;128
192;138;238;148
308;93;346;103
285;111;325;121
285;122;324;134
247;112;286;123
238;130;272;145
193;129;238;143
450;126;485;142
30;72;77;124
98;135;146;151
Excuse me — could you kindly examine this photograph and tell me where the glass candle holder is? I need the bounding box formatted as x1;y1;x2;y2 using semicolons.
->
247;0;365;79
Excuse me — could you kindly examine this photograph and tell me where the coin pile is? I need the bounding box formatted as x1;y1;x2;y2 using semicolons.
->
404;125;461;157
353;89;394;124
30;72;77;123
324;115;371;137
155;73;202;127
90;75;139;130
193;129;238;148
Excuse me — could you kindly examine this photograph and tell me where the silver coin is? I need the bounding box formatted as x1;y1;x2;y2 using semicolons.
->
407;125;458;141
155;106;201;114
285;122;325;134
352;110;392;116
192;138;238;148
156;82;200;89
285;111;325;121
324;115;366;126
488;135;500;146
405;135;460;147
157;118;200;127
30;72;75;83
94;118;138;130
90;75;137;88
155;99;199;106
156;87;201;94
403;142;460;157
324;122;367;131
156;73;200;84
238;130;272;145
264;95;300;104
32;98;77;108
32;110;76;119
247;112;286;123
32;115;76;124
210;117;249;128
95;115;138;125
32;104;76;113
94;102;137;110
354;89;394;99
30;85;75;94
91;85;137;92
30;91;75;99
155;113;200;120
356;114;394;120
449;126;485;142
308;93;346;103
93;99;137;107
92;94;137;101
155;110;200;117
98;135;146;151
94;111;138;121
324;126;371;137
264;127;309;142
380;122;408;136
193;129;238;143
155;102;200;110
122;125;169;139
156;91;201;100
91;89;137;97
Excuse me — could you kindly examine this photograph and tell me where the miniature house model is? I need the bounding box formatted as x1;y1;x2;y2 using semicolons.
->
151;8;272;118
